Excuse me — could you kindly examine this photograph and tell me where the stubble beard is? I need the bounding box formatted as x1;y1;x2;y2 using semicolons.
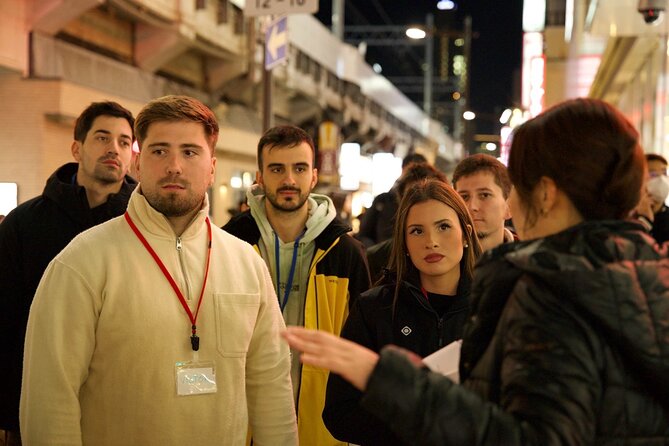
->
143;186;204;217
93;166;124;185
265;188;309;214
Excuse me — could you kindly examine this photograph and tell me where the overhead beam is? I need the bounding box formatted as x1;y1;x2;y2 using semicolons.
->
29;0;103;35
135;23;192;73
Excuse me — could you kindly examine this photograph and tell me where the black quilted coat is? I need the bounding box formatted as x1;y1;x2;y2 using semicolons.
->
359;220;669;445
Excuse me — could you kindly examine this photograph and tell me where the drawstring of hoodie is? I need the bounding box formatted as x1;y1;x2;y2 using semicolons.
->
274;231;305;312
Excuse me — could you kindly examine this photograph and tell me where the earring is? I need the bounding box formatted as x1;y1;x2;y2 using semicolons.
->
540;208;548;217
464;242;469;248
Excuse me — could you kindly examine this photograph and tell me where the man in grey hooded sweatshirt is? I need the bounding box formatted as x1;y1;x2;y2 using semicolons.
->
223;125;370;446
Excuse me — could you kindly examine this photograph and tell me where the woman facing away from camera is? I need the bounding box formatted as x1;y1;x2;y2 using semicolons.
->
323;179;482;445
283;97;669;445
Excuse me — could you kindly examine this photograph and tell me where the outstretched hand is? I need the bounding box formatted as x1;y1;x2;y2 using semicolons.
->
282;326;379;391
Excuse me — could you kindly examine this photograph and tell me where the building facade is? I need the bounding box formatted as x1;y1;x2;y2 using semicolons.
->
0;0;455;224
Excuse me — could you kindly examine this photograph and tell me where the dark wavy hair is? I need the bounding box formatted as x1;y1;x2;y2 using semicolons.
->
508;98;644;227
388;179;482;313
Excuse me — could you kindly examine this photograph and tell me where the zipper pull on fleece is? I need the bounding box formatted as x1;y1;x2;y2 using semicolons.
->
176;237;183;251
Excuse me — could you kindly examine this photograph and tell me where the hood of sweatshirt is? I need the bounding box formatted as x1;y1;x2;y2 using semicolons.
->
42;162;137;229
246;184;336;246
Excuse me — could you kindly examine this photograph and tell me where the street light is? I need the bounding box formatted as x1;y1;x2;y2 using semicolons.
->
343;15;472;149
404;14;434;118
406;27;427;39
394;15;473;154
437;0;457;10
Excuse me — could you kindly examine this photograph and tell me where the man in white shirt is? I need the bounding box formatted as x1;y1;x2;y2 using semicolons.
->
20;95;298;446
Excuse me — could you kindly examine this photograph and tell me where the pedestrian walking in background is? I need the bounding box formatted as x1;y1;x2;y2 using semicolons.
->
637;153;669;243
356;152;427;248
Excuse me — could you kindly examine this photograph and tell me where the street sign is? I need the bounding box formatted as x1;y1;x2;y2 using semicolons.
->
265;16;287;70
245;0;318;18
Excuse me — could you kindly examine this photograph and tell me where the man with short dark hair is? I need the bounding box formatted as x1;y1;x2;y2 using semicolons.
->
20;96;297;445
452;154;516;251
0;101;136;446
223;124;370;446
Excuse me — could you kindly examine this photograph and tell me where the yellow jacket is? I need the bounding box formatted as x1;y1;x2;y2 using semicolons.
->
224;209;371;445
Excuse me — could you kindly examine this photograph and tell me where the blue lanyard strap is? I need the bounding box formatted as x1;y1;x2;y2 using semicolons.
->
274;231;305;312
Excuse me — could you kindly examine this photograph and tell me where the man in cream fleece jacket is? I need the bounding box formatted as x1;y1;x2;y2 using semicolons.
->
20;96;298;446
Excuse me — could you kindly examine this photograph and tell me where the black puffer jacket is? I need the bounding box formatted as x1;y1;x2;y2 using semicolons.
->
324;277;470;445
356;190;398;247
359;220;669;445
0;163;136;431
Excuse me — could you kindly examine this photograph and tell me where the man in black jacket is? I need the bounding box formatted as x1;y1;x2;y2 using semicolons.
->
0;101;137;445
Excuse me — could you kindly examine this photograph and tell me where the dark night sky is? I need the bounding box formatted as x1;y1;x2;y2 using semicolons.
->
315;0;524;135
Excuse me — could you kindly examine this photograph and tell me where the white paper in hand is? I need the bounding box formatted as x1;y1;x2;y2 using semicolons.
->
422;340;462;383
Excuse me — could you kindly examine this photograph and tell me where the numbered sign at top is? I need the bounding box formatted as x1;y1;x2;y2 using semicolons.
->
244;0;319;17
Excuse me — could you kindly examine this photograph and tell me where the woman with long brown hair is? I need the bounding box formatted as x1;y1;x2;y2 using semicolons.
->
322;178;482;445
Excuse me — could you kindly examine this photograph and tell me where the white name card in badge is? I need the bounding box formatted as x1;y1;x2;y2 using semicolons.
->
175;360;217;396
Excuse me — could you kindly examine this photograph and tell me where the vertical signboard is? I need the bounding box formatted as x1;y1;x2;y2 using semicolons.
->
522;32;545;118
318;121;339;185
265;16;288;70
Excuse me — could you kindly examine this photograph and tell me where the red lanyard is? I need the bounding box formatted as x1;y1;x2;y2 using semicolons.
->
124;211;212;351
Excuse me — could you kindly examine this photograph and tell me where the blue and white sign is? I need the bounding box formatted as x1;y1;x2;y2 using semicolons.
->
265;16;288;70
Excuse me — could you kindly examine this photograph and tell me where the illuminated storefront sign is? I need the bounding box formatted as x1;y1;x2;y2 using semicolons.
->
339;143;361;190
0;182;17;216
523;0;546;32
522;32;545;118
318;121;339;184
571;54;601;98
529;54;546;117
499;126;513;166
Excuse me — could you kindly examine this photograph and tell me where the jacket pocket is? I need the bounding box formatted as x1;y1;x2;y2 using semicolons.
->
213;293;260;357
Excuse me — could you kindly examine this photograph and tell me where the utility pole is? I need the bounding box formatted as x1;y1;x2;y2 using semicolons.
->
462;15;472;155
332;0;344;40
423;13;434;118
262;53;273;131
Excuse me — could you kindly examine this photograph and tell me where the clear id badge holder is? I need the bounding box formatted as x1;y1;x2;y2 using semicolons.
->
175;352;217;396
